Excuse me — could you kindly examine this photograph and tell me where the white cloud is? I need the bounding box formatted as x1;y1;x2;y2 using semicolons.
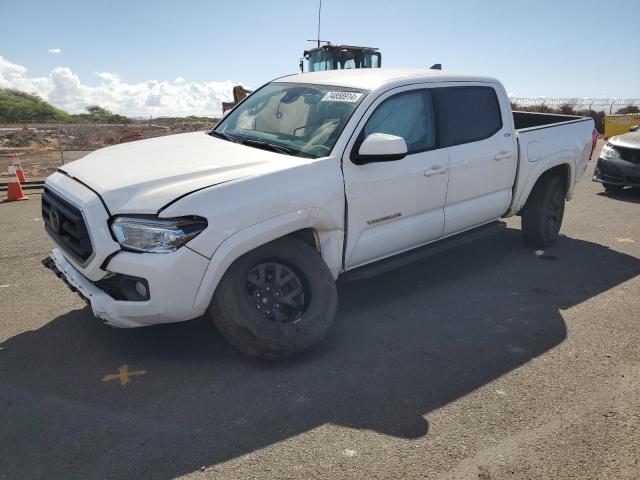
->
94;71;120;82
48;48;62;54
0;56;237;116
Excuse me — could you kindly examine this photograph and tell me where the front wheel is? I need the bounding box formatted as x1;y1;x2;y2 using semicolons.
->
210;236;338;359
521;173;566;247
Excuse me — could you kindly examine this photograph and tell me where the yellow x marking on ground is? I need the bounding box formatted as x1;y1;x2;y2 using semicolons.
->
102;365;146;385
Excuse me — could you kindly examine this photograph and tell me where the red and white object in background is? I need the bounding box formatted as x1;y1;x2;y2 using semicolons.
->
12;152;26;182
590;128;599;159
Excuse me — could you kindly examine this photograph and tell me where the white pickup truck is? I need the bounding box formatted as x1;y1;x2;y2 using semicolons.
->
42;69;595;358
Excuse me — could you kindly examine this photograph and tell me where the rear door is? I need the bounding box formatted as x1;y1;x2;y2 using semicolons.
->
342;86;449;269
435;84;517;235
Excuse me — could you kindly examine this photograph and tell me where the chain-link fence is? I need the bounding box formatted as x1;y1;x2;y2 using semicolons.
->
0;118;219;181
510;98;640;115
510;98;640;134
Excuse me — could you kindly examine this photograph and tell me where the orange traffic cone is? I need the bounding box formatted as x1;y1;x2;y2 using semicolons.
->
12;153;26;182
3;165;28;202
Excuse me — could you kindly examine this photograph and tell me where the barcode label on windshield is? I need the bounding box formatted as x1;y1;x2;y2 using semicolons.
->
321;91;363;103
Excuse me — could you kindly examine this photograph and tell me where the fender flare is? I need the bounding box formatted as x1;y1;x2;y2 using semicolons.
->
510;154;574;215
193;207;343;311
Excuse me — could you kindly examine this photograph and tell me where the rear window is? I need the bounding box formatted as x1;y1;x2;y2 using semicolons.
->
436;86;502;146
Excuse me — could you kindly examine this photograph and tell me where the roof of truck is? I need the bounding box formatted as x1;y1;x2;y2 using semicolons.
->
278;68;499;91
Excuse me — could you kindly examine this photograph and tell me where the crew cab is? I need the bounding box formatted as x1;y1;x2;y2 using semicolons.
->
42;69;595;358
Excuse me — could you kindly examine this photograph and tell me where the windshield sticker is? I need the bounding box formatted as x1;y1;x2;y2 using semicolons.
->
321;91;363;103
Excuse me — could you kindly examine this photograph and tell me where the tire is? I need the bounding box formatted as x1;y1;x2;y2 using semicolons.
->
210;236;338;359
521;173;566;247
603;183;624;192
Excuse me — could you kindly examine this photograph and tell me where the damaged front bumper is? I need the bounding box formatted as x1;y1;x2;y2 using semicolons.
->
42;248;164;327
592;157;640;187
42;248;207;328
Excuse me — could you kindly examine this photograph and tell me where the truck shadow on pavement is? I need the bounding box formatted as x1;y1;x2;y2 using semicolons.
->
2;228;639;479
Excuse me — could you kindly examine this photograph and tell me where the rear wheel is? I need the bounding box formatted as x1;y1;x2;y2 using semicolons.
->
210;236;338;359
521;173;566;247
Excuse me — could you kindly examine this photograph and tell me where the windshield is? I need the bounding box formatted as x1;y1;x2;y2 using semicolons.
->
214;82;367;158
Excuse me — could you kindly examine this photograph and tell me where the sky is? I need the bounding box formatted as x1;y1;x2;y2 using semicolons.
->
1;0;639;116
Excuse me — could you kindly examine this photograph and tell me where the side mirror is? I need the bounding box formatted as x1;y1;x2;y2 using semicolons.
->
354;133;408;164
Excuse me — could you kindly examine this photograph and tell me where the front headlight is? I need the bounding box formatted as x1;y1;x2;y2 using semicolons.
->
111;216;207;253
600;143;621;161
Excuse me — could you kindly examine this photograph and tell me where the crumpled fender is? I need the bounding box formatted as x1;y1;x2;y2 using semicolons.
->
193;208;343;311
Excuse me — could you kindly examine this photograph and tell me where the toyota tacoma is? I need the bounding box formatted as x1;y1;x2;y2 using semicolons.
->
42;69;595;358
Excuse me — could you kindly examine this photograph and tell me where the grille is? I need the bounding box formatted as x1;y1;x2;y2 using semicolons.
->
42;187;94;263
613;145;640;164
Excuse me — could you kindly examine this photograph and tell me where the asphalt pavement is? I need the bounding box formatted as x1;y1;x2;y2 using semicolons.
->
1;141;638;479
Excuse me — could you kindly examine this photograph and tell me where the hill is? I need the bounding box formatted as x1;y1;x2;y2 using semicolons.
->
0;89;217;124
0;88;70;122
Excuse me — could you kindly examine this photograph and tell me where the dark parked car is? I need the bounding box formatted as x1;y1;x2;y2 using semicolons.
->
593;129;640;191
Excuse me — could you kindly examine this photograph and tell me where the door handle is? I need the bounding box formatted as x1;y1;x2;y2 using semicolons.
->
424;166;448;177
494;150;513;161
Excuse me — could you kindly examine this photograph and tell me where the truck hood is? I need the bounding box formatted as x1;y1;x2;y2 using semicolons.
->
60;132;299;213
609;131;640;150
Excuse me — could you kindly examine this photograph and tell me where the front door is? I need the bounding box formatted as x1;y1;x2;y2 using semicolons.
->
342;86;450;269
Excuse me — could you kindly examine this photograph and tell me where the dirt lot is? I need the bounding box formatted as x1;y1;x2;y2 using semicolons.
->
0;121;215;179
0;150;89;179
0;141;639;479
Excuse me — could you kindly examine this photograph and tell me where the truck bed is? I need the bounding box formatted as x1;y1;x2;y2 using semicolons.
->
508;111;594;216
513;111;587;131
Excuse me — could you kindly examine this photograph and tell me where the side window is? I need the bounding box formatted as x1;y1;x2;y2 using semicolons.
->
436;86;502;146
361;89;436;154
